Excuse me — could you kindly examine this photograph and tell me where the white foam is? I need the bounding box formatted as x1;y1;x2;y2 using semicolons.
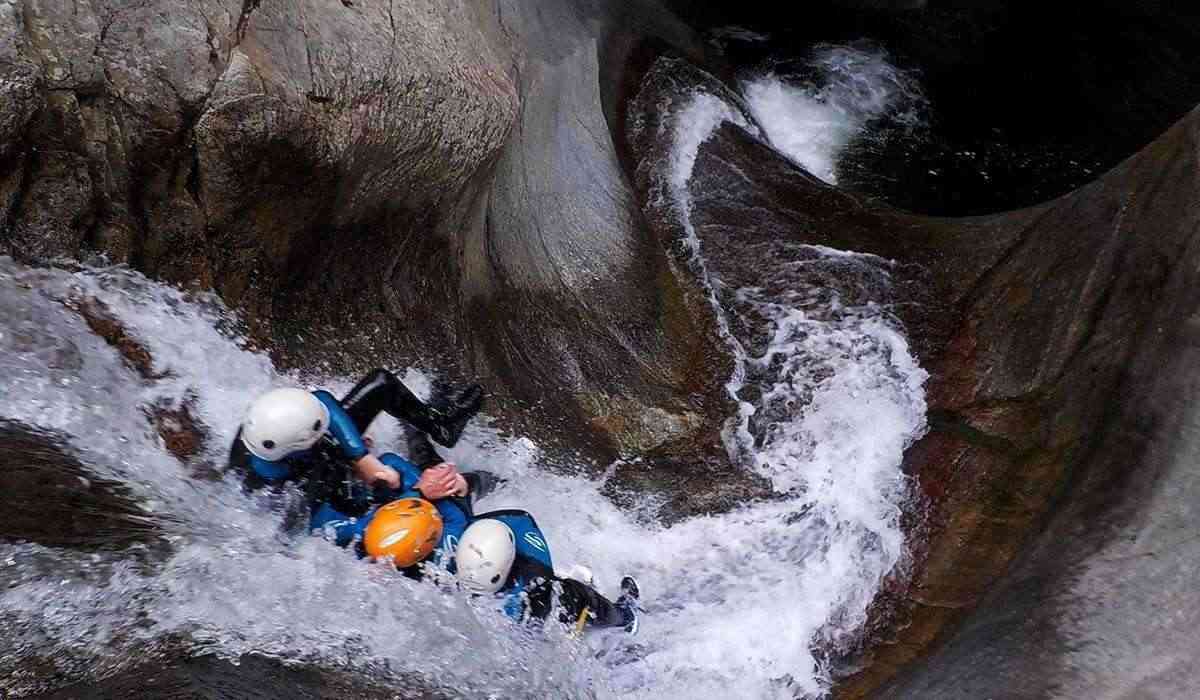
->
621;52;929;696
0;260;593;697
743;44;926;184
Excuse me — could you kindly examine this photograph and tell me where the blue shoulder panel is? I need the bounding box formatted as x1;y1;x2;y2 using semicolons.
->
433;499;470;556
313;390;367;460
483;510;554;571
249;453;292;481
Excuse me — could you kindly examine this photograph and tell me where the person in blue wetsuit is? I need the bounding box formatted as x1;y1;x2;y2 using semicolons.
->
385;424;638;633
228;368;485;539
456;511;642;634
308;450;472;562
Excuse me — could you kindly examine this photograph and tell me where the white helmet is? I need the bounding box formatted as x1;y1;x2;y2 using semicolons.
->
456;519;517;593
241;388;331;461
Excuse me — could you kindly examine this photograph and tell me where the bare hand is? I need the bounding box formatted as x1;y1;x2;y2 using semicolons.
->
416;463;468;500
353;453;400;489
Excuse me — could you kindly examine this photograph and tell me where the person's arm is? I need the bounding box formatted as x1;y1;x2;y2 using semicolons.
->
314;390;369;458
377;452;422;491
352;452;401;489
311;391;401;488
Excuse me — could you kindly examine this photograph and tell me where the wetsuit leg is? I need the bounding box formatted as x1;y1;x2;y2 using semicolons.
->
340;369;480;446
557;578;632;629
339;369;423;433
463;470;502;500
403;422;444;468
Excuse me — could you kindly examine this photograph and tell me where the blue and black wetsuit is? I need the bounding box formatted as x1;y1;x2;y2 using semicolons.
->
473;510;632;630
229;387;373;521
228;368;484;539
310;452;470;560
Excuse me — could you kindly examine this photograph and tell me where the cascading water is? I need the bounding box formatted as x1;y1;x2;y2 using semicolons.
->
742;43;927;185
1;44;927;700
0;262;599;698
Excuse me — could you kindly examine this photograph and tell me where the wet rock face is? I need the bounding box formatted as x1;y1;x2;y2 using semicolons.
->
0;0;518;311
29;652;441;700
850;106;1200;700
0;0;740;483
63;295;163;379
58;292;213;471
620;37;1200;696
603;452;774;526
451;1;731;472
0;420;159;551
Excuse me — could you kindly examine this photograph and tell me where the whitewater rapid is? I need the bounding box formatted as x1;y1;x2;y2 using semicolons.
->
0;44;928;700
632;41;928;697
743;43;927;185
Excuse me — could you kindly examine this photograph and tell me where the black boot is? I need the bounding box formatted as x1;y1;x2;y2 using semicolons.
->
424;383;483;447
341;369;483;448
401;421;444;468
463;470;504;500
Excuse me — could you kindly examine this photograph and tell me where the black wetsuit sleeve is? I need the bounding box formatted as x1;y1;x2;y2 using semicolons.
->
405;425;443;469
463;471;501;500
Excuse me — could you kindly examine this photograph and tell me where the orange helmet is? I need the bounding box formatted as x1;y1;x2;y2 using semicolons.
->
363;498;444;567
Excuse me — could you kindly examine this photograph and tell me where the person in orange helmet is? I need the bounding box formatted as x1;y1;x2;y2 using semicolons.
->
361;497;446;568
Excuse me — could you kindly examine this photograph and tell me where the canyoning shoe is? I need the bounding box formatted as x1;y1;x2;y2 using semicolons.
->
463;470;505;500
616;575;641;635
564;564;595;586
428;383;484;447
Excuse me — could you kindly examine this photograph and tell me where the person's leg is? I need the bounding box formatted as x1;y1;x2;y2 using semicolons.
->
463;470;502;500
557;578;634;630
340;369;482;447
403;422;444;468
423;381;483;447
339;369;399;434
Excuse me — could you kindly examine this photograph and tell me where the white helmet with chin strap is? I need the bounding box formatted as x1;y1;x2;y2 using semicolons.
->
456;519;517;594
241;388;331;461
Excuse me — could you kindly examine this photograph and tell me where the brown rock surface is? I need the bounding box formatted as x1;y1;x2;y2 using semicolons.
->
845;104;1200;700
0;420;159;551
621;47;1200;696
0;1;742;492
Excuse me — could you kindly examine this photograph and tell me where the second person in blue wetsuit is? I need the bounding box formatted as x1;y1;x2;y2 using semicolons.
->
385;424;640;633
456;511;642;634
